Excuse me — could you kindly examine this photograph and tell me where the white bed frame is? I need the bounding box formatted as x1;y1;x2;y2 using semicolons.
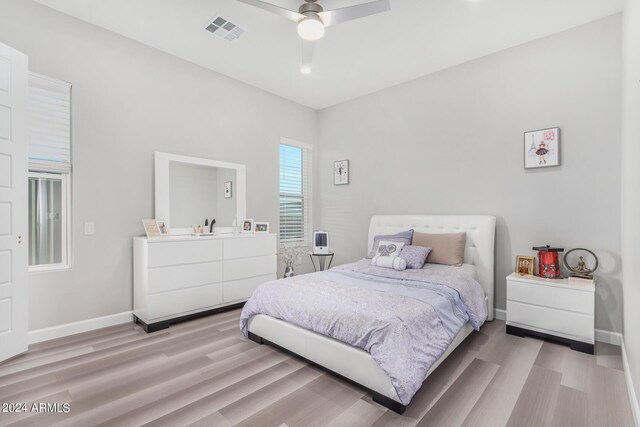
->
247;215;496;413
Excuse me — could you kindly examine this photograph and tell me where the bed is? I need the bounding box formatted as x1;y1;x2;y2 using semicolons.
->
242;215;496;414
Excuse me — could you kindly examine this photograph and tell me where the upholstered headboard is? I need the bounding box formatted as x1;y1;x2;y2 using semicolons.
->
368;215;496;320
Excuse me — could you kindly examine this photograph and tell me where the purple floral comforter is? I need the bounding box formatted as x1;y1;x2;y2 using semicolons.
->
240;259;487;405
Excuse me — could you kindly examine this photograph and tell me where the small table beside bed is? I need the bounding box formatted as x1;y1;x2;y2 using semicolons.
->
240;215;496;414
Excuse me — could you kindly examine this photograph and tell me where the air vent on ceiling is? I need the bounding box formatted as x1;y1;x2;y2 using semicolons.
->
205;16;245;42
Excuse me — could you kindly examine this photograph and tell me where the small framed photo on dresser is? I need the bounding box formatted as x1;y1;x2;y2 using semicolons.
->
254;222;269;233
242;219;254;233
334;160;350;185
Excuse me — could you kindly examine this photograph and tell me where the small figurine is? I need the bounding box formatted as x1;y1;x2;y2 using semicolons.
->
573;256;587;272
564;248;599;279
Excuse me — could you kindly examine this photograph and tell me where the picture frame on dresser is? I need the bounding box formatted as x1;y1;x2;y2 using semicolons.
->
242;219;254;233
254;222;269;233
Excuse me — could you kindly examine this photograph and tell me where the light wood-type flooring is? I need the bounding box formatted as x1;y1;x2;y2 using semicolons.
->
0;309;634;427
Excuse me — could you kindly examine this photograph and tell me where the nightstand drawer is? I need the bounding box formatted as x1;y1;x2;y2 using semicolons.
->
507;279;594;315
507;280;595;315
507;300;594;341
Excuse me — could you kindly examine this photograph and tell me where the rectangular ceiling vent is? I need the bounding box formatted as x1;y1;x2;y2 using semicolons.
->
205;16;245;42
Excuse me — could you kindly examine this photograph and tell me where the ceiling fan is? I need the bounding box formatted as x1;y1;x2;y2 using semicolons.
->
237;0;391;41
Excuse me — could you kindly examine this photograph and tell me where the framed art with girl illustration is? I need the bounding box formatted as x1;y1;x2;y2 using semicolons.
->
524;127;560;169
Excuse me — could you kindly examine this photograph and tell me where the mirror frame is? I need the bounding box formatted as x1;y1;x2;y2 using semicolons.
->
154;152;247;234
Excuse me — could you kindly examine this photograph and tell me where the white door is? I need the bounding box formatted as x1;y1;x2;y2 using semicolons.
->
0;42;29;362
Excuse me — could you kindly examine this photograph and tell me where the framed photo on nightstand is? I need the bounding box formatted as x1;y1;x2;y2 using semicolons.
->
515;255;535;275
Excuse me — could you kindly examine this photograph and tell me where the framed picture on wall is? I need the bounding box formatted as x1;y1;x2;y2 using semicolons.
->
524;127;560;169
224;181;232;198
334;160;350;185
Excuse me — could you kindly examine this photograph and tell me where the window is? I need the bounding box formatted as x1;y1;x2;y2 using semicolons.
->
279;139;312;245
28;73;72;271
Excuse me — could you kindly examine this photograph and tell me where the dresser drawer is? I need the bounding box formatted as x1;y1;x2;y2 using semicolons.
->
147;283;224;321
223;235;276;260
223;255;277;281
507;300;594;342
148;240;223;267
148;262;222;294
507;279;594;315
224;274;276;303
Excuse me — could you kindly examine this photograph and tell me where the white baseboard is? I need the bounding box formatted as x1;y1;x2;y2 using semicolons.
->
493;309;621;346
622;336;640;426
595;328;623;346
28;311;133;345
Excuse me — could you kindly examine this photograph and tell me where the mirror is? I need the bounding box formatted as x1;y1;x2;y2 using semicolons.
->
155;152;246;234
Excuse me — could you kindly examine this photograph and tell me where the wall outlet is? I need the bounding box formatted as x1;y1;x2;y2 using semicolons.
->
84;222;95;236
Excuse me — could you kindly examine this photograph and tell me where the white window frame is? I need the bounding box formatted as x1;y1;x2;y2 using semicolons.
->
28;171;71;272
27;71;73;273
279;137;313;247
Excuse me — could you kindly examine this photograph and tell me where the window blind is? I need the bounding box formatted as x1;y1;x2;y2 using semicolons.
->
279;141;312;244
28;73;72;173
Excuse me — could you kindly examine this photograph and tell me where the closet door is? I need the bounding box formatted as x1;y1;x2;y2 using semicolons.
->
0;41;29;362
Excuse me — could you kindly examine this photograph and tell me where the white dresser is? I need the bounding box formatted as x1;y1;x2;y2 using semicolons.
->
133;233;277;332
506;272;595;354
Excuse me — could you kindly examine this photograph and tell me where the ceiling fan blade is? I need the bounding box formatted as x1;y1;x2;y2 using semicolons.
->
237;0;304;23
318;0;390;27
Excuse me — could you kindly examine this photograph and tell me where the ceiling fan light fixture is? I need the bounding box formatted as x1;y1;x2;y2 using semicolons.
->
297;15;325;41
300;64;312;74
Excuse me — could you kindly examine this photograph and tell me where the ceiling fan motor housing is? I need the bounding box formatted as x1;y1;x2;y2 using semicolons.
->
299;2;323;16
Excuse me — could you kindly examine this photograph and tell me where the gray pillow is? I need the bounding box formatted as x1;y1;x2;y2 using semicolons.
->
367;229;414;258
400;245;432;269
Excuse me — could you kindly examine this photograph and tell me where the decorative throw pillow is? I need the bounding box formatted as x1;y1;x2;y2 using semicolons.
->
412;232;467;266
367;229;414;258
372;256;407;271
371;241;407;270
400;245;432;269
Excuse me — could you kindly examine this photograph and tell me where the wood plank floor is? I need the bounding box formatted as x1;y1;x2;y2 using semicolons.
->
0;309;634;427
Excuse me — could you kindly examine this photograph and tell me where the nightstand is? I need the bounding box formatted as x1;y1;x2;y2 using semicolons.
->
308;252;334;272
506;272;595;354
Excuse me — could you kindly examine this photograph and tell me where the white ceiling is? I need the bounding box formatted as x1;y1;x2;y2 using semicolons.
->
34;0;623;110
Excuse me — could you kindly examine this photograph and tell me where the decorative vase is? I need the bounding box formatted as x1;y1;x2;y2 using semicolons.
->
284;266;294;278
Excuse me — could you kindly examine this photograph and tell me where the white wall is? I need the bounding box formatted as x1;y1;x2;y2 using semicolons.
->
0;0;317;330
318;16;623;332
622;0;640;412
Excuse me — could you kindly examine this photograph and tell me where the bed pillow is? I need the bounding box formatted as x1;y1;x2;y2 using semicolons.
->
367;229;413;258
400;245;432;269
412;232;467;266
371;241;407;270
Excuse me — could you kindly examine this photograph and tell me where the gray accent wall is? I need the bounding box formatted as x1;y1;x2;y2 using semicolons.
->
0;0;318;330
622;0;640;413
317;15;623;332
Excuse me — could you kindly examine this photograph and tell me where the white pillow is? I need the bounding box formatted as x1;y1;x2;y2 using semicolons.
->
371;241;407;270
372;256;407;270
